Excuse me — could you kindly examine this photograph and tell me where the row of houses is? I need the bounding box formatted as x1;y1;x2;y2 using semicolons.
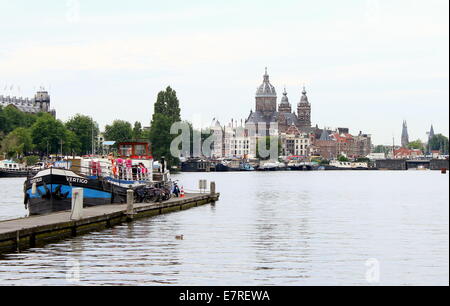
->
208;120;372;160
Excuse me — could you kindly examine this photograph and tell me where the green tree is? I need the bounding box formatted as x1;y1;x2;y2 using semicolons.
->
65;114;99;155
408;139;424;152
104;120;133;144
24;155;40;166
0;105;37;134
30;113;68;156
1;127;33;158
0;106;6;133
64;130;82;156
338;155;350;162
428;134;449;154
373;145;391;154
149;113;174;162
149;87;182;166
132;121;143;140
154;86;181;122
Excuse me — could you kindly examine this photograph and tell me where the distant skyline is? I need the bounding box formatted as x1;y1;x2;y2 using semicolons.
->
0;0;448;145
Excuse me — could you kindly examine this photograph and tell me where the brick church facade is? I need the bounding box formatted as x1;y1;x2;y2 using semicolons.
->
245;69;313;136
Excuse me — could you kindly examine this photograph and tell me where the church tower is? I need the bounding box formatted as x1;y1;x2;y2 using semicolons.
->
278;88;292;113
401;120;410;148
428;125;435;141
297;86;311;129
255;68;277;115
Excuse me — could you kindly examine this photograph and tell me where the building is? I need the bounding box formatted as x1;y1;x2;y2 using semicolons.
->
310;127;372;160
394;147;422;159
280;125;312;157
353;132;372;158
297;87;312;130
401;120;409;148
311;129;337;160
209;119;252;159
245;69;314;136
0;90;56;116
208;69;373;161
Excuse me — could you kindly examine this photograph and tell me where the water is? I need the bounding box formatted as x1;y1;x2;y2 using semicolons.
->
0;171;448;286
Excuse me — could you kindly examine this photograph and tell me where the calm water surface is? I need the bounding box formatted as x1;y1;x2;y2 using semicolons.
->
0;171;448;286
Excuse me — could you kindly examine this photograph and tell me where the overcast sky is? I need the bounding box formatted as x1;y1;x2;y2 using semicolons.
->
0;0;448;145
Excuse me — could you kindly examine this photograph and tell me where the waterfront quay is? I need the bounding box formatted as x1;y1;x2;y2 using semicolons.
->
0;192;220;255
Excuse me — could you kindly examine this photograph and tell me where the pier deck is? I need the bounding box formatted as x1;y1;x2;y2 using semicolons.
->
0;193;220;255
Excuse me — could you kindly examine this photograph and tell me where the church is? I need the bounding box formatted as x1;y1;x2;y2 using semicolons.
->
245;69;313;136
0;89;56;117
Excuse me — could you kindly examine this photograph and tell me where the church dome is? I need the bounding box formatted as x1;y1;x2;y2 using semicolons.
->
299;86;309;104
256;68;277;98
280;88;290;105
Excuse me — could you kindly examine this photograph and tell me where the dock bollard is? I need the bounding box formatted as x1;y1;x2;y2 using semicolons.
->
210;181;216;195
70;188;84;221
126;189;134;218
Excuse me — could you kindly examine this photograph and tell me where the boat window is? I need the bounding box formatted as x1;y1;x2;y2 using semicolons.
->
120;145;133;157
135;145;146;156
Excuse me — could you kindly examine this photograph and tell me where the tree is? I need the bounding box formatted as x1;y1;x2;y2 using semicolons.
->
64;130;82;156
408;139;424;152
0;105;37;134
149;87;182;166
1;128;33;158
104;120;133;144
428;134;449;155
24;155;40;166
153;86;181;122
65;114;99;155
149;113;174;163
338;155;350;162
0;106;6;133
30;113;68;156
373;145;391;154
132;121;143;140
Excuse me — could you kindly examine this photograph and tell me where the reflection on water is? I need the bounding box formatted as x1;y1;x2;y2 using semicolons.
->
0;171;448;286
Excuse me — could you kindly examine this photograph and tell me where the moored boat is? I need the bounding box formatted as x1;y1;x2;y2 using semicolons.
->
0;160;39;178
23;141;172;215
24;168;123;215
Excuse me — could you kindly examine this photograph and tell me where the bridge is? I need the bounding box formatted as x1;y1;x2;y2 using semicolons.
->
375;159;449;170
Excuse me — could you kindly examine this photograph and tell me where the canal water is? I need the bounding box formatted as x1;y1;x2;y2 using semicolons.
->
0;171;448;286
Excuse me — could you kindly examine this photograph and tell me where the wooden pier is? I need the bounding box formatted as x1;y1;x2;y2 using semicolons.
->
0;192;220;255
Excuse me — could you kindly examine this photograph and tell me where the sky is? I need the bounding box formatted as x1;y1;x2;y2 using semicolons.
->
0;0;448;145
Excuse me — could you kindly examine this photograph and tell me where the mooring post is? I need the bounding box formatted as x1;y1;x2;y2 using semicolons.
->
70;188;84;221
210;181;216;195
126;189;134;220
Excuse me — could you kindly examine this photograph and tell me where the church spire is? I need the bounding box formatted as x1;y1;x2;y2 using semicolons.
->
300;85;309;104
278;86;291;113
429;124;435;140
401;120;410;148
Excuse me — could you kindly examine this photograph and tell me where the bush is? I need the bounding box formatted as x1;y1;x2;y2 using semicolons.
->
24;155;40;166
338;155;349;162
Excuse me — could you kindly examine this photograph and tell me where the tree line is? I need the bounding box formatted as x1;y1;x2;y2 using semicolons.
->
373;135;449;156
0;86;189;167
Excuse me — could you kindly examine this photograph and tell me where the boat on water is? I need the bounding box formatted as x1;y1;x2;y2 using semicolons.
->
257;161;288;171
23;141;172;215
181;158;213;172
215;159;255;172
0;160;41;178
325;160;369;170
